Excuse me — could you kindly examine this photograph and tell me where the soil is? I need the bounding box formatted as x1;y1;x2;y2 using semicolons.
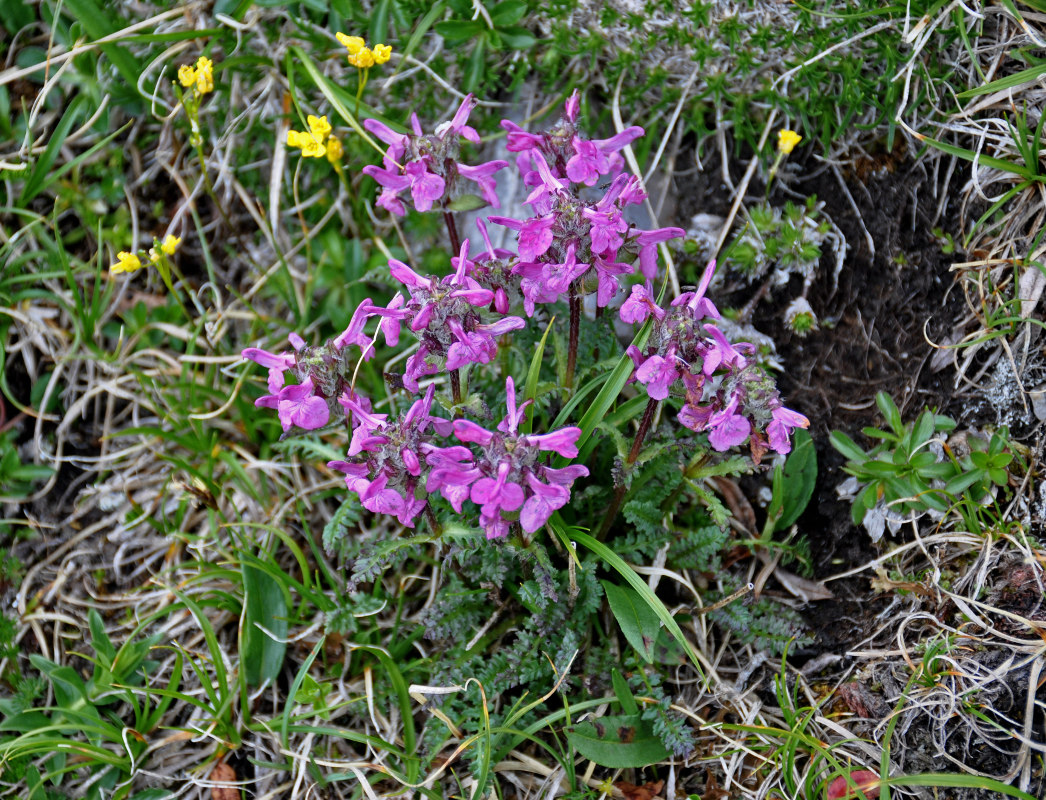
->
674;147;1044;797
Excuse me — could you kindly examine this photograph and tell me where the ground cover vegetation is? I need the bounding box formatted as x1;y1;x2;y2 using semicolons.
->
0;1;1044;798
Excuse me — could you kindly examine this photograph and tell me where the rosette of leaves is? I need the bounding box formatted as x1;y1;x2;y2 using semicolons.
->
830;392;1016;539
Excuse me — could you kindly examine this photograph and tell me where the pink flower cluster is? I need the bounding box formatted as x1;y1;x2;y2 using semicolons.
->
621;261;809;458
362;94;508;215
242;89;811;539
489;109;684;314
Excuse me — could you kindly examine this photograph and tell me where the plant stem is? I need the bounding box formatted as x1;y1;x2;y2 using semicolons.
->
450;369;462;407
596;396;660;540
424;505;442;537
566;282;581;390
443;209;461;255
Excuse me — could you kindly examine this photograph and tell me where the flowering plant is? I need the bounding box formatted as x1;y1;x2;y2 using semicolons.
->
243;89;808;545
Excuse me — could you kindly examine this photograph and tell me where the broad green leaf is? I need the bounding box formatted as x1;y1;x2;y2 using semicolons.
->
241;563;288;686
566;714;669;768
446;193;487;211
773;428;817;531
570;530;704;678
602;581;660;663
491;0;527;25
498;26;537;49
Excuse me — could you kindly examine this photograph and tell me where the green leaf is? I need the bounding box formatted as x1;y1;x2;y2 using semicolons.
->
956;62;1046;98
829;430;867;463
773;429;817;531
88;609;116;667
446;193;488;211
876;392;904;437
602;581;660;663
435;19;486;45
18;96;86;206
611;669;638;715
522;316;555;435
569;530;704;678
567;319;652;463
491;0;527;25
566;714;670;768
464;36;486;92
942;470;985;496
881;772;1036;800
369;0;391;44
498;26;537;49
241;562;288;687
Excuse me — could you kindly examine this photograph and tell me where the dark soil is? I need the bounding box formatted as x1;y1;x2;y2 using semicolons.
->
674;148;1043;797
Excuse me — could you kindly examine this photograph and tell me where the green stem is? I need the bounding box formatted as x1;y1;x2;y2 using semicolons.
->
595;396;660;540
566;282;581;390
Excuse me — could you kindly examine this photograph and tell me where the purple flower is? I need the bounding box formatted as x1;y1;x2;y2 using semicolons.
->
564;90;580;123
276;378;330;432
620;283;665;324
520;472;571;533
523;428;582;458
584;205;628;254
635;351;681;401
632;226;685;280
457;160;510;207
707;396;751;451
592;126;644;174
702;325;749;375
471;461;525;520
767;406;809;454
362;164;412;216
500;119;544;153
404;161;445;211
566;137;610;186
363;118;408;168
490;214;556;262
523;151;568;211
445;378;589;539
672;259;720;321
436;94;481;143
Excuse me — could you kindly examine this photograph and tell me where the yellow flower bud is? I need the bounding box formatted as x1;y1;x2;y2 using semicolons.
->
326;135;344;164
777;129;802;155
336;32;365;55
111;251;143;274
373;44;392;64
178;64;196;87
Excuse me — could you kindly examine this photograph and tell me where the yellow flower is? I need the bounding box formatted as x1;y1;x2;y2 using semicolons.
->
111;251;143;274
194;56;214;94
348;47;376;69
178;64;196;87
307;114;331;141
160;234;181;256
336;33;365;55
777;129;802;155
373;43;392;64
288;115;331;158
326;135;344;164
